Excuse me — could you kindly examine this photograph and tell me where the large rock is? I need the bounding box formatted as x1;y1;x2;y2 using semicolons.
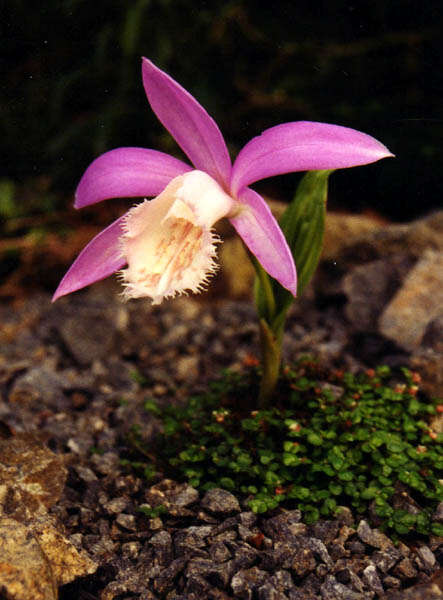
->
379;250;443;351
343;255;413;331
0;433;67;521
330;210;443;264
0;515;97;600
0;433;97;599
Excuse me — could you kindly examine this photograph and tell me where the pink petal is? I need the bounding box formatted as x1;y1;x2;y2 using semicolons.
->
231;121;394;195
75;147;192;208
52;216;126;301
229;187;297;296
142;58;231;188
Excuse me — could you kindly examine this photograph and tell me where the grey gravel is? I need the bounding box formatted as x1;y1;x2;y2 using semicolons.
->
201;488;241;515
104;497;129;514
394;557;418;579
433;502;443;523
115;513;137;531
362;564;384;596
231;567;269;598
357;519;393;550
320;574;366;599
0;288;441;599
416;545;436;571
371;547;402;573
383;575;401;589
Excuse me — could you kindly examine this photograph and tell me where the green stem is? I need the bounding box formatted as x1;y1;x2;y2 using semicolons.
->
248;252;276;323
245;248;286;407
258;318;284;408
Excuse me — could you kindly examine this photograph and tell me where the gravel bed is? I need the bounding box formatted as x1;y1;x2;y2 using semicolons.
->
0;285;442;599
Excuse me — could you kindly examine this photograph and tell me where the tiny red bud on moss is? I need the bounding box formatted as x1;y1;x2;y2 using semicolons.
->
289;422;301;432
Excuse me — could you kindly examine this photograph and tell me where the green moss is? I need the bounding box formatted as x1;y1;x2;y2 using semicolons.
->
132;360;442;537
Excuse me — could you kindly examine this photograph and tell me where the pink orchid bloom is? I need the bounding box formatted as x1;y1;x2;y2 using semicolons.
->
53;58;393;304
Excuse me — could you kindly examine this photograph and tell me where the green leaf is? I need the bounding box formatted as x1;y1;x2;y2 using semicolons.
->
283;453;300;467
307;432;323;446
321;498;337;515
394;511;417;527
265;470;281;486
278;170;332;297
361;486;379;500
254;169;332;330
303;506;320;523
259;451;275;465
252;256;277;323
219;477;235;490
249;499;269;513
386;439;406;453
328;447;345;470
395;522;412;535
288;486;311;500
329;482;343;496
369;433;385;448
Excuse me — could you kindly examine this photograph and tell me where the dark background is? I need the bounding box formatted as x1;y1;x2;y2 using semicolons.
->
1;0;442;232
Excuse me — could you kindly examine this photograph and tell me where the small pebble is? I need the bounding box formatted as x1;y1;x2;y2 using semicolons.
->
75;465;98;482
104;497;129;514
415;545;436;570
394;557;418;579
115;513;137;531
201;488;241;515
148;517;163;531
432;501;443;523
121;541;141;559
357;519;392;550
362;564;384;596
383;575;401;589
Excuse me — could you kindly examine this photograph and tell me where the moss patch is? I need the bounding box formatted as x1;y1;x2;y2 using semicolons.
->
131;360;443;537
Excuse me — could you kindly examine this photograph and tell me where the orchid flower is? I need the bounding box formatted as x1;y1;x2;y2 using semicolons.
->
53;58;392;305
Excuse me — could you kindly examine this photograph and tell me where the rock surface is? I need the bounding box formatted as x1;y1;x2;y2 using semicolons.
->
379;250;443;351
0;434;97;599
0;433;66;521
